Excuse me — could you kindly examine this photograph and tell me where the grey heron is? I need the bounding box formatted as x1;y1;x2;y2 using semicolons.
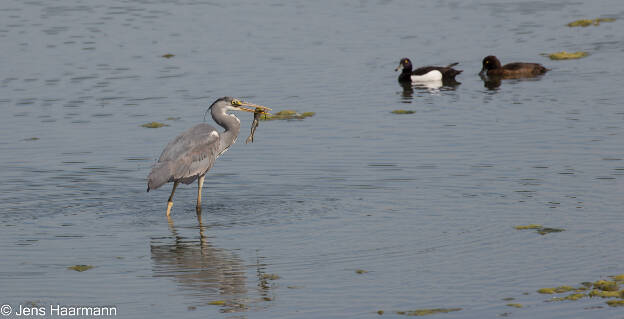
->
147;97;271;216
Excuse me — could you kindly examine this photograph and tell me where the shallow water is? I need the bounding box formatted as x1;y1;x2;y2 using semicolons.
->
1;0;623;318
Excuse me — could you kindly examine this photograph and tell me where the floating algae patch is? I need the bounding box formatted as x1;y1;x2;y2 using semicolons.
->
531;274;624;307
391;109;415;114
165;117;181;121
606;300;624;307
537;227;565;235
377;310;384;315
611;274;624;281
588;289;623;298
141;121;169;128
23;137;39;141
567;18;615;27
355;269;368;274
506;303;523;308
551;293;586;301
207;300;225;306
554;286;575;293
538;288;556;294
501;297;515;301
260;110;315;120
67;265;94;272
537;286;574;294
162;53;175;58
515;224;565;235
515;224;542;230
593;280;619;291
548;51;588;60
395;308;462;316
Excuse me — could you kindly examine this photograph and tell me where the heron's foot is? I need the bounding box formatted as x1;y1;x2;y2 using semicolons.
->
166;201;174;216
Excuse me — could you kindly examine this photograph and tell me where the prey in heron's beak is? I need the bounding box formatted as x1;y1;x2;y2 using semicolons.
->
232;99;272;114
246;107;266;144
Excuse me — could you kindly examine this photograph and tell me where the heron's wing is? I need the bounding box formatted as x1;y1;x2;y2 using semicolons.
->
147;123;220;190
158;123;218;162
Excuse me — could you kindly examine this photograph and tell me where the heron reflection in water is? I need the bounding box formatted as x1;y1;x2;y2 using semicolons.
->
150;214;276;312
147;97;270;216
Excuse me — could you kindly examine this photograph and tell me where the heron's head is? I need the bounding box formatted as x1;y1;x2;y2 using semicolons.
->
480;55;502;74
211;97;271;114
395;58;412;72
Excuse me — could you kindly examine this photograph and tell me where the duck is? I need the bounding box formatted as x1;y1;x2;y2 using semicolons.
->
480;55;548;77
395;58;462;83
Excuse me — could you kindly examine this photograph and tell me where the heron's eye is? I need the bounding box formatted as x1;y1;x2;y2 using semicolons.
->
231;99;241;106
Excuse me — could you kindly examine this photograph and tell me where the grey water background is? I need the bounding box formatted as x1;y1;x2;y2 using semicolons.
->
1;0;623;318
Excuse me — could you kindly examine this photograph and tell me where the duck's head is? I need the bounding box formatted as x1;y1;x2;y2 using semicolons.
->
480;55;502;75
395;58;413;72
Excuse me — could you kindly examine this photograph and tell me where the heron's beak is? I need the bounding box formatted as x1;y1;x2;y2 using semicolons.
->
395;63;403;72
239;101;272;114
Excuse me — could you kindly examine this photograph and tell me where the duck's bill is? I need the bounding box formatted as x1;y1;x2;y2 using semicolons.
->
394;64;403;72
239;102;272;114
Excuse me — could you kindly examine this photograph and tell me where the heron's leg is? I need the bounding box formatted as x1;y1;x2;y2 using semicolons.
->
196;175;206;211
166;181;179;217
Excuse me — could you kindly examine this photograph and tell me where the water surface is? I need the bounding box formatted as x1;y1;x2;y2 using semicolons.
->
1;0;623;318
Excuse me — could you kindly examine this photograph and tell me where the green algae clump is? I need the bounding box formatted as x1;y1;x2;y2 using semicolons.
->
537;227;565;235
391;110;416;114
67;265;94;272
606;299;624;307
208;300;225;306
610;274;624;281
588;289;623;298
515;224;565;235
567;18;615;27
548;51;588;60
514;224;542;230
554;286;575;293
355;269;368;274
141;122;169;128
593;280;619;291
506;303;523;308
551;293;586;301
377;310;384;315
260;110;315;120
162;53;175;58
538;288;556;294
395;308;462;316
538;286;575;294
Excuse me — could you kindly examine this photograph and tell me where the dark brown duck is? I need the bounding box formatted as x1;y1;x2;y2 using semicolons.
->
480;55;548;77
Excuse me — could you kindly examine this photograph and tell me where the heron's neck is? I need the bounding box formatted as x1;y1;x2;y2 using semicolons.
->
212;106;241;153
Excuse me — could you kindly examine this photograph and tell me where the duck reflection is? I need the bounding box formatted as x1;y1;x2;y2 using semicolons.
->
398;80;460;102
480;74;502;90
150;215;274;313
480;73;546;90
